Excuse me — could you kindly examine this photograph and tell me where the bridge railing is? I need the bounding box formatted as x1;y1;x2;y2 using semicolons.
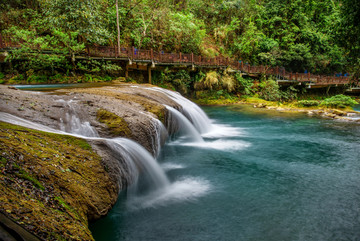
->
0;33;355;86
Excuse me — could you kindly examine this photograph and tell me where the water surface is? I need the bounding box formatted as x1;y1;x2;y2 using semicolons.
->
91;105;360;241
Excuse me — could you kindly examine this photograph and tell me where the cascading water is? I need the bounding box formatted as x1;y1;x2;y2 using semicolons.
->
165;105;204;143
106;138;170;192
0;111;171;205
58;99;99;137
2;86;243;214
146;87;213;134
151;118;168;157
138;111;168;157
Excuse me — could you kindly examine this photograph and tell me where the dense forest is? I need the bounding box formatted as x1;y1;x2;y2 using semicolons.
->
0;0;359;77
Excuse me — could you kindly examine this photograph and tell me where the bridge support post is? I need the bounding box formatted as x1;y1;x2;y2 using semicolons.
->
125;63;129;78
147;64;152;84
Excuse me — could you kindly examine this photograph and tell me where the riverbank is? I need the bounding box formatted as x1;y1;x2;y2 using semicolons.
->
193;96;360;122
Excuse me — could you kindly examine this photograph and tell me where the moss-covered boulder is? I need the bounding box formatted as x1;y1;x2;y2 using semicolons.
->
97;109;132;137
0;122;118;240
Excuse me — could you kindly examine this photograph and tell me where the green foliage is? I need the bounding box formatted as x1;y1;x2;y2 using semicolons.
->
4;26;73;75
257;79;298;101
76;60;121;76
297;100;320;107
153;69;193;94
204;71;219;90
235;74;254;95
0;73;4;84
320;94;358;108
194;71;205;83
258;79;282;101
41;0;110;44
1;0;358;78
27;74;48;84
13;74;25;81
338;0;360;78
194;89;239;105
166;12;206;53
280;85;298;102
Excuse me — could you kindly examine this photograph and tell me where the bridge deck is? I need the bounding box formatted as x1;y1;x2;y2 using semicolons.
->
0;35;356;87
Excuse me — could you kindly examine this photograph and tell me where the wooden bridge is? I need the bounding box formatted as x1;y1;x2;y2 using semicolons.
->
0;34;355;87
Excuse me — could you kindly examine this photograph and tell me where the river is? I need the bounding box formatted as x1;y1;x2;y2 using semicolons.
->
90;105;360;241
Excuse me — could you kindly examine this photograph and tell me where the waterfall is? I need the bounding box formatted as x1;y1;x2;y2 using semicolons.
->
138;111;168;157
146;87;213;134
0;87;220;210
106;138;169;195
165;105;204;143
151;118;168;157
0;111;170;197
58;100;99;137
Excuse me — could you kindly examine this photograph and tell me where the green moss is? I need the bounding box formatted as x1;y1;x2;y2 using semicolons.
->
193;90;240;105
54;196;84;222
0;121;116;241
0;156;7;167
96;109;132;137
297;100;320;107
16;169;45;191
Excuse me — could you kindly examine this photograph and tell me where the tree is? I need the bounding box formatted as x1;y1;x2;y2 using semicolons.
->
116;0;121;55
339;0;360;79
40;0;110;44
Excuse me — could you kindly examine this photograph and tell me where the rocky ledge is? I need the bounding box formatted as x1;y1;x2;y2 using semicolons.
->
252;103;360;122
0;84;180;240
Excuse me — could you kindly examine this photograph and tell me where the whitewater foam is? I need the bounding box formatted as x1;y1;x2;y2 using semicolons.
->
127;177;211;210
168;139;251;151
161;163;186;171
202;123;246;138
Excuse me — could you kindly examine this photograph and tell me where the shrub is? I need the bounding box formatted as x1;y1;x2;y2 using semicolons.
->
27;74;48;83
320;94;358;108
258;79;281;101
280;85;298;101
204;71;219;90
221;73;236;93
14;74;25;80
236;74;254;95
297;100;320;107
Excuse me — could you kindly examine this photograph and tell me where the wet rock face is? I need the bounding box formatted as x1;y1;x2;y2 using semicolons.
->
0;84;181;240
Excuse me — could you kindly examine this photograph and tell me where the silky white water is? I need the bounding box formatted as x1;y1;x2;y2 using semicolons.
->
0;111;171;204
145;87;213;134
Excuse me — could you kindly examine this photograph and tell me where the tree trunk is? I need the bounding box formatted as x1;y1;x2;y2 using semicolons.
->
116;0;121;56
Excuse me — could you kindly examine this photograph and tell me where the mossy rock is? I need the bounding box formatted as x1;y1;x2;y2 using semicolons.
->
96;109;132;137
0;121;117;241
